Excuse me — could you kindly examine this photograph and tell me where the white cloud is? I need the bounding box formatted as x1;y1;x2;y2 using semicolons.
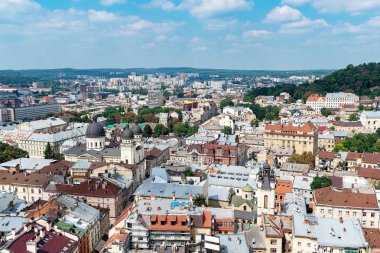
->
331;16;380;34
155;34;168;42
146;0;176;11
283;0;380;14
147;0;252;18
281;0;311;5
122;18;184;35
0;0;40;17
279;17;328;34
203;19;238;30
243;29;271;39
265;5;303;23
88;10;118;23
99;0;126;6
183;0;252;18
192;46;208;51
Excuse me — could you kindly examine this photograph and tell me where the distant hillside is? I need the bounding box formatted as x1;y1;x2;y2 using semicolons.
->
0;67;333;82
244;63;380;102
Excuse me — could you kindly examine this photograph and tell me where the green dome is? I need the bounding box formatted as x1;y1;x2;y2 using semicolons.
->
242;184;253;192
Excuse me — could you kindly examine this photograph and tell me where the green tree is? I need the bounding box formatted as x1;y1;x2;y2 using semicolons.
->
183;167;193;177
153;124;169;138
222;126;233;135
310;177;332;190
288;152;315;165
348;113;359;121
54;153;65;161
220;97;233;109
143;125;153;138
0;142;28;163
321;108;332;117
204;94;212;99
251;119;260;127
135;116;145;124
44;142;54;159
193;194;207;207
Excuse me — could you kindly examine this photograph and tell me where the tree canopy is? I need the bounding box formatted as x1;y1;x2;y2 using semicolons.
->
0;142;28;163
244;63;380;101
333;132;380;153
220;97;234;109
288;152;315;165
310;177;332;190
222;126;233;135
321;108;332;117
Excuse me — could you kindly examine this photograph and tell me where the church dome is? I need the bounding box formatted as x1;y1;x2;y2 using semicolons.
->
242;184;254;192
86;122;105;138
121;125;134;140
131;123;142;135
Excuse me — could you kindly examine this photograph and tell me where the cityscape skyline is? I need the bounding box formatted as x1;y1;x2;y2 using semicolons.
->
1;0;380;70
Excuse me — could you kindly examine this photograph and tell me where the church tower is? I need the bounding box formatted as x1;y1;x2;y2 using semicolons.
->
85;118;106;151
256;161;276;216
120;125;135;164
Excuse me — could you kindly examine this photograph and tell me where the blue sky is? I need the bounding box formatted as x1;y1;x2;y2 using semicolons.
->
1;0;380;70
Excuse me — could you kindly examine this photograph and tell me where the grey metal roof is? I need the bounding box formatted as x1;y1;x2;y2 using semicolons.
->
133;178;207;199
64;146;121;158
86;122;105;138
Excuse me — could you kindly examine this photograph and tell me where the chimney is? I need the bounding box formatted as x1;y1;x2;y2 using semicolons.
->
11;228;16;239
26;240;37;253
39;228;46;238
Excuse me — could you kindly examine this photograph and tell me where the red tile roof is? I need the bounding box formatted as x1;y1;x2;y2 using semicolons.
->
7;223;77;253
306;94;325;102
53;178;122;198
149;215;190;231
314;187;378;209
265;122;316;136
358;167;380;180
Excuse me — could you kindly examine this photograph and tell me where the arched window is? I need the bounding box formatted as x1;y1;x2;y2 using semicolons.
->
264;195;268;209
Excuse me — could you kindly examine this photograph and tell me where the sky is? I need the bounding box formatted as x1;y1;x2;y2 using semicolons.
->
1;0;380;70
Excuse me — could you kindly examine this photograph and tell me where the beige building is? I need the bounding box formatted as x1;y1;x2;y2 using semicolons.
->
0;171;51;202
314;187;380;229
264;122;318;154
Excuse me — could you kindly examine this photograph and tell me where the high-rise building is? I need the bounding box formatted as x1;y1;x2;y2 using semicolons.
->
147;89;164;108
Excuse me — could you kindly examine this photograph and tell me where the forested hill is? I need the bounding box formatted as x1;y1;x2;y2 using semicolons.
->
245;63;380;102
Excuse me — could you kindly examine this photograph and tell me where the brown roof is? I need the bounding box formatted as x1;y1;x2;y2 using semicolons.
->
318;151;340;160
38;160;74;174
364;229;380;249
346;152;362;161
333;121;362;127
149;214;190;231
265;122;316;135
0;171;51;187
53;178;123;198
358;167;380;180
362;153;380;164
314;187;378;209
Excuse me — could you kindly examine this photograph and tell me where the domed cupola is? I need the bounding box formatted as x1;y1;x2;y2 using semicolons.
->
86;122;105;138
121;125;134;140
131;123;142;135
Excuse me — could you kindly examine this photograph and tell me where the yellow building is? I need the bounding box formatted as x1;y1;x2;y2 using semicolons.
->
264;122;318;154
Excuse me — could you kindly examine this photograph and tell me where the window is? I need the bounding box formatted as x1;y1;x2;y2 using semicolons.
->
224;222;227;227
270;239;277;245
371;212;375;218
353;211;357;217
363;212;367;217
371;221;374;227
307;243;311;248
297;242;301;247
338;210;342;215
363;221;367;226
270;249;277;253
345;211;349;216
321;209;324;214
